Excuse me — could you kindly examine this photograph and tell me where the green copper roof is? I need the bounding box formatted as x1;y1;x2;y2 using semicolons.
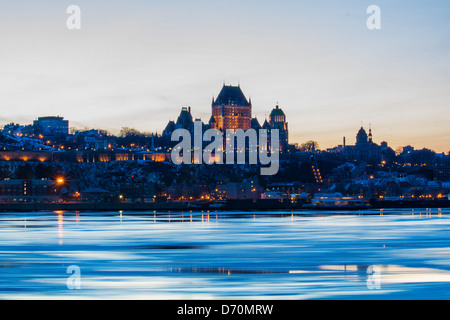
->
269;105;285;117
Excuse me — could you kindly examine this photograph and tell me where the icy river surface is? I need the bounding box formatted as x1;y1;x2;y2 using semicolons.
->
1;208;450;299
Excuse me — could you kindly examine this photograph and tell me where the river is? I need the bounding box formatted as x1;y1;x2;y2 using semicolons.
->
1;208;450;299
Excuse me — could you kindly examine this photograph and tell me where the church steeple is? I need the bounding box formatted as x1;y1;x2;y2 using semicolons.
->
368;124;373;143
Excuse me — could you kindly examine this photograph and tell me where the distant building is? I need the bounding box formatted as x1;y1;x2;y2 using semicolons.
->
119;181;157;202
402;145;415;154
162;120;175;137
81;188;118;202
74;129;115;150
33;116;69;141
166;184;210;201
162;84;290;153
2;123;35;138
263;182;306;200
343;126;393;164
0;179;59;202
268;104;289;151
2;123;24;136
250;117;261;130
175;107;194;132
211;183;226;200
214;179;261;201
211;84;252;131
163;107;194;136
434;167;450;182
310;192;366;207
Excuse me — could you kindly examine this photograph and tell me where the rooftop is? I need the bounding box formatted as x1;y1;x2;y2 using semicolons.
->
212;85;251;107
269;105;286;117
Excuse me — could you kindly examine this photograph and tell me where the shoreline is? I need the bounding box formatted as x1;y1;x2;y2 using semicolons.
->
1;199;450;212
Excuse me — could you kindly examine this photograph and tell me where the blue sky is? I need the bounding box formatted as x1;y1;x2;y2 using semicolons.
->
0;0;449;152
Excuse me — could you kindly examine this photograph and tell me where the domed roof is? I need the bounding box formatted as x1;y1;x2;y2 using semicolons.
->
357;127;367;136
356;126;368;145
269;105;285;117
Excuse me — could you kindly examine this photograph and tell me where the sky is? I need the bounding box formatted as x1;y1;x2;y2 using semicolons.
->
0;0;449;152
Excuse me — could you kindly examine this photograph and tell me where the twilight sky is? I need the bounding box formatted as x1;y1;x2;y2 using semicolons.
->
0;0;449;152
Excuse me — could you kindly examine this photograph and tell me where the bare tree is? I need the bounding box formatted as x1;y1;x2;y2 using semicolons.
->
298;140;319;152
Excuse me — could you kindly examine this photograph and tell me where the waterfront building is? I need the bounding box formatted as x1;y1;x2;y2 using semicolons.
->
310;192;367;207
166;184;210;201
0;178;59;202
210;179;261;201
81;187;118;202
263;182;306;200
223;179;261;201
119;182;157;202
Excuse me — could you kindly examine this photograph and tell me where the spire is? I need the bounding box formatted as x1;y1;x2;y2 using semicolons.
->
150;134;155;151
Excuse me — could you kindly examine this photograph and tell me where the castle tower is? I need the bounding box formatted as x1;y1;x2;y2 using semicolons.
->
269;104;289;150
211;84;252;131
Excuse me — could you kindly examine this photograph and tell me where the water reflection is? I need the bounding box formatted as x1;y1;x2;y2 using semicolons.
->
1;208;450;299
58;213;63;245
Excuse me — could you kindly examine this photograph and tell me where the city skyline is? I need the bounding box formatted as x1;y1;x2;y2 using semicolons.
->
0;1;449;152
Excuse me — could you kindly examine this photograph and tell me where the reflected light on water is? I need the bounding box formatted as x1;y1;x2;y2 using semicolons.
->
380;265;450;284
317;264;450;284
58;213;63;245
1;208;450;299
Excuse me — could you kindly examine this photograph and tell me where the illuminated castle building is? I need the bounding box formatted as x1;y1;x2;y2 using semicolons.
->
162;84;290;152
210;84;252;131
